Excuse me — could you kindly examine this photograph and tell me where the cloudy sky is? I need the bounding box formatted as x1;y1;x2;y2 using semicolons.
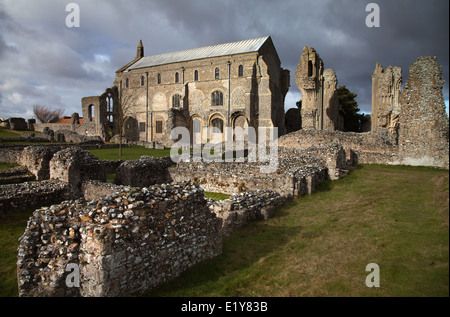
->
0;0;448;120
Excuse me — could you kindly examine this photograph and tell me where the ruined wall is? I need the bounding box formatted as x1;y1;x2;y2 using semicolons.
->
114;156;173;187
278;129;399;166
398;56;449;169
323;69;343;131
17;182;222;297
168;150;335;198
20;146;60;180
0;166;34;185
295;46;342;131
0;180;70;215
33;123;103;142
0;147;22;163
371;63;402;140
295;46;323;130
49;147;106;196
209;190;286;236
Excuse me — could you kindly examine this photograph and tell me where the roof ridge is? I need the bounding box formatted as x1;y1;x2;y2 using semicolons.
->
146;35;270;58
124;36;270;71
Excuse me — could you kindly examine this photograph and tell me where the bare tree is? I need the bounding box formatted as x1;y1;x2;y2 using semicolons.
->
33;105;64;123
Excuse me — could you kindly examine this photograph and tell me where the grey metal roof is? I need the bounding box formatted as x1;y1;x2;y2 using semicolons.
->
125;36;270;71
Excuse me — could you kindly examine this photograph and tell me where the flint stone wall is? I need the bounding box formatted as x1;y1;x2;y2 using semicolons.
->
169;159;330;198
49;147;106;193
21;146;60;181
114;156;173;187
0;166;35;185
278;129;399;166
0;147;22;163
399;56;449;169
17;181;223;297
0;180;70;215
208;190;287;236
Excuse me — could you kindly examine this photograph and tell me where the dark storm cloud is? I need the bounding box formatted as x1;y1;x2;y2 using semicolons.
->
0;0;448;118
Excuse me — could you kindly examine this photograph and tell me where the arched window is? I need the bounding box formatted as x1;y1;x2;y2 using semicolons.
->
157;74;161;84
106;93;114;123
194;70;199;81
175;72;179;83
211;118;224;133
215;67;220;79
211;91;223;106
141;75;145;86
172;94;182;108
238;65;243;77
125;78;129;88
88;104;94;121
308;61;313;77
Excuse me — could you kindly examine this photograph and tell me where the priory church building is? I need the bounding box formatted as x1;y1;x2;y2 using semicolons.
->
81;36;290;146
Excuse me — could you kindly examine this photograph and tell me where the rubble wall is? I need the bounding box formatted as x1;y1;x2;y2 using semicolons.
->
17;181;223;297
0;180;70;215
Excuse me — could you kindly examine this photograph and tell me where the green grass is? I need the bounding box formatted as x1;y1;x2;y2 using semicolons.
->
0;127;39;139
146;164;449;297
0;127;22;139
204;192;231;201
0;209;34;297
0;162;19;172
0;164;448;297
88;145;172;160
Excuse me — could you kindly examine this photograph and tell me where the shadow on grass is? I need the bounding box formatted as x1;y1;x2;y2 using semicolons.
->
145;214;302;296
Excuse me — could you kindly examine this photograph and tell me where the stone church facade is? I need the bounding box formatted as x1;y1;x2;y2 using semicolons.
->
94;36;290;147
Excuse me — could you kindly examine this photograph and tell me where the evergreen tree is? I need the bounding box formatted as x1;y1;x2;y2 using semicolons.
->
337;85;363;132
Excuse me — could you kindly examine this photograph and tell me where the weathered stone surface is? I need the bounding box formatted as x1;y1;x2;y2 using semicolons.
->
21;146;60;180
295;46;342;131
398;56;449;169
208;189;286;236
115;156;173;187
371;63;402;139
0;180;70;215
50;147;106;193
17;181;222;297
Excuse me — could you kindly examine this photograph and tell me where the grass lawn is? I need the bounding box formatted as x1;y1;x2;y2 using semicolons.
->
146;164;449;297
88;145;172;160
204;192;231;201
0;209;34;297
0;162;19;172
0;127;38;139
0;164;448;297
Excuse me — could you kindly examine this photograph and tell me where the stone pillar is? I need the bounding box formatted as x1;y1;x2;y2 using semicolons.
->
398;56;449;168
370;62;402;141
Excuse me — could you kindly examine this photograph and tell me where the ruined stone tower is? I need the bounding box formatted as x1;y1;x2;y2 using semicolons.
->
371;63;402;141
295;46;342;131
398;56;449;168
323;69;342;131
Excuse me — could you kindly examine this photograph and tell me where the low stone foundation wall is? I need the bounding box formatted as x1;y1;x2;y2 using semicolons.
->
168;151;332;198
0;180;70;215
208;190;287;236
0;166;35;185
0;147;22;163
17;181;223;297
114;156;173;187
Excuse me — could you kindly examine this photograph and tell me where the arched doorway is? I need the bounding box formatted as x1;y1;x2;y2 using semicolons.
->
190;115;203;145
208;114;225;143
